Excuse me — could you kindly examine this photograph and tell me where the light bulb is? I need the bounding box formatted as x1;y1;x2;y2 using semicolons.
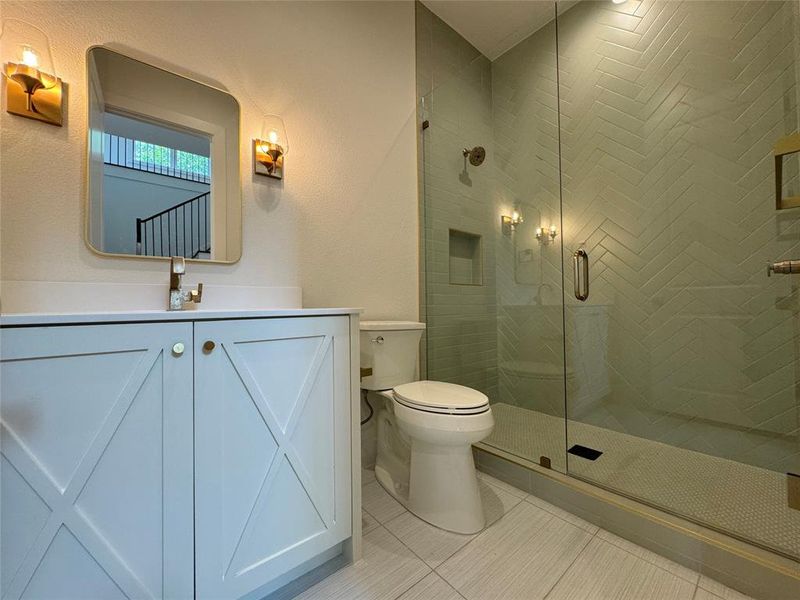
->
611;0;626;4
259;114;288;156
512;209;520;223
20;45;39;68
549;225;557;235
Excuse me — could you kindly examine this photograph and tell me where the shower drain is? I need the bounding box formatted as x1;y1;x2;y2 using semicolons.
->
568;444;604;461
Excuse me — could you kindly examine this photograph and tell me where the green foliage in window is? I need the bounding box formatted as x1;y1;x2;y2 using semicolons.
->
133;141;172;168
176;150;210;178
108;133;211;182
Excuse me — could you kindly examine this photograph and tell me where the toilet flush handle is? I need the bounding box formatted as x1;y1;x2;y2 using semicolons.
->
371;336;385;344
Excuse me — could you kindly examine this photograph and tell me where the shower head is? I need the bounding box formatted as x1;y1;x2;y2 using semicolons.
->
463;146;486;166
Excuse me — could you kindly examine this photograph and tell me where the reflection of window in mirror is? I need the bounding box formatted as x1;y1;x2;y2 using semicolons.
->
86;46;241;263
102;112;213;258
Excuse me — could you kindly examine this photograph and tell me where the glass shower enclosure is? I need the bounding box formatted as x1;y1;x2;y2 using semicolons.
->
418;0;800;561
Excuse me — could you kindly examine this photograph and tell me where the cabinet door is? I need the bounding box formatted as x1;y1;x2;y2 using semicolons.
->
194;316;352;599
0;323;194;600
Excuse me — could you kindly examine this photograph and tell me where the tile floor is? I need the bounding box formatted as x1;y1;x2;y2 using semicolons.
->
292;469;755;600
487;403;800;559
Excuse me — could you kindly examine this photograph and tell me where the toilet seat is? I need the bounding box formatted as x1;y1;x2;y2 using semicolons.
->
393;380;490;415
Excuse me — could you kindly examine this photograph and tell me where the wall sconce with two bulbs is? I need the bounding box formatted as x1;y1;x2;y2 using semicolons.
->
535;225;558;244
254;114;288;179
0;19;64;126
500;209;523;235
501;208;558;243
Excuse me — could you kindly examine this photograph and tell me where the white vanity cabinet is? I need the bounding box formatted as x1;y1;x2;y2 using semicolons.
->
194;316;352;599
0;312;358;600
0;323;195;600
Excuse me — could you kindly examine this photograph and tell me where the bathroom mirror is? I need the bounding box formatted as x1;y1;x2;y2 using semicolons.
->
85;46;241;263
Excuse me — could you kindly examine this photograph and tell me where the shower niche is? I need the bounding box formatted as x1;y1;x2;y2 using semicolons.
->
448;229;483;286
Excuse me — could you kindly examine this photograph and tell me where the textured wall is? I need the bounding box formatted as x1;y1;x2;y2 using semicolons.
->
557;0;800;474
417;4;498;398
0;1;418;320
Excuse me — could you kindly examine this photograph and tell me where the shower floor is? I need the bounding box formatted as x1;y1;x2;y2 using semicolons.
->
485;402;800;560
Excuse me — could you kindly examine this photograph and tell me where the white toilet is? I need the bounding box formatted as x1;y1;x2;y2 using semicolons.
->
361;321;494;534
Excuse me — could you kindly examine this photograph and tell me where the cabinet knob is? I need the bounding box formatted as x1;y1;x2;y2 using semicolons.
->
172;342;185;356
203;340;216;353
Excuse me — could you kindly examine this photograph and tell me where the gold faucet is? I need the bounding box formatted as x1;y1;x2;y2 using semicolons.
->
168;256;203;311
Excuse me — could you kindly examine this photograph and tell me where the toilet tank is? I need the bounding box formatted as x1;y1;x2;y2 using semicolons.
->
360;321;426;391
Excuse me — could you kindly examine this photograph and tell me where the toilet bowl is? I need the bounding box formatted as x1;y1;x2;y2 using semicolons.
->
361;322;494;534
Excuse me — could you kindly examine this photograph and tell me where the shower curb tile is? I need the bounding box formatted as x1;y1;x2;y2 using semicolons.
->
524;494;599;534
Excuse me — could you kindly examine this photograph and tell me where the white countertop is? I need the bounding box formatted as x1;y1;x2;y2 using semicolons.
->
0;307;362;327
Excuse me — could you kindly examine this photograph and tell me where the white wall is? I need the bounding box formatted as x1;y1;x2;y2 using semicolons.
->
0;1;418;320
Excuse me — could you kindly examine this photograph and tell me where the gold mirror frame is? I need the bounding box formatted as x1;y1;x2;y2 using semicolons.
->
83;45;243;264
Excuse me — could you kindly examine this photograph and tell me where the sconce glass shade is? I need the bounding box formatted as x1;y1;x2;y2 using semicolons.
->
254;114;288;179
260;114;288;156
0;19;58;91
0;18;62;125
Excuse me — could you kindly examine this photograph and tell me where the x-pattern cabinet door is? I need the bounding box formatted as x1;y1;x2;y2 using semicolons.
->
0;323;194;600
194;316;352;599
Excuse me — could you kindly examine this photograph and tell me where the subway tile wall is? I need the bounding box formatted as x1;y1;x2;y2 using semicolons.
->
417;3;498;399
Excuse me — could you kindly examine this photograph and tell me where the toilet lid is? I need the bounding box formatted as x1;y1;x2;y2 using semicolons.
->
393;381;489;412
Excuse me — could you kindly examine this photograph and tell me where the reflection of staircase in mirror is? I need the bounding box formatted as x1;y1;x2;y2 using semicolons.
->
102;130;212;258
136;191;211;259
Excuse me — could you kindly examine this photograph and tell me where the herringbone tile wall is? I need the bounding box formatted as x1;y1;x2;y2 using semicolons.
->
492;16;568;427
557;0;800;476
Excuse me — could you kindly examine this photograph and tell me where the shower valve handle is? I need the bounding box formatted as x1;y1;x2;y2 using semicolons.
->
767;260;800;276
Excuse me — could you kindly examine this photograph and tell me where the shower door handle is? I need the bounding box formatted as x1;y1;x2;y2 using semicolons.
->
573;249;589;301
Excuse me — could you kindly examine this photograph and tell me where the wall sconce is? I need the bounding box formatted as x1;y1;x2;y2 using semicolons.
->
253;114;288;179
535;225;558;244
501;209;523;236
0;19;63;126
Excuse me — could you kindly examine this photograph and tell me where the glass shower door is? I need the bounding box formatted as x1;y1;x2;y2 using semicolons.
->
417;2;568;472
558;0;800;559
